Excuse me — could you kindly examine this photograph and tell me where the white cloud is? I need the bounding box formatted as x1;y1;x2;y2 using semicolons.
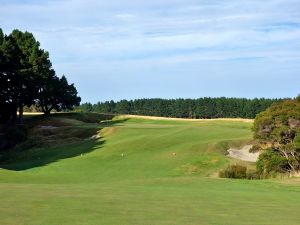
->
114;13;137;21
1;0;300;101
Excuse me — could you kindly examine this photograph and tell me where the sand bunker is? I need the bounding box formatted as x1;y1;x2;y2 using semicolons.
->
227;145;259;162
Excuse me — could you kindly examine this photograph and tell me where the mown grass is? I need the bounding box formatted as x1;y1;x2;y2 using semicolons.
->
0;115;299;225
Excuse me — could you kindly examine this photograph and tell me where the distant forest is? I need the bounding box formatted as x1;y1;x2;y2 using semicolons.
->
75;98;283;119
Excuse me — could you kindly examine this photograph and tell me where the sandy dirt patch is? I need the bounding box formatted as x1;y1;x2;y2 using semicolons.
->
227;145;259;162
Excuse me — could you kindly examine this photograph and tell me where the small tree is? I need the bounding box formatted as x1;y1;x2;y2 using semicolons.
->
38;75;81;116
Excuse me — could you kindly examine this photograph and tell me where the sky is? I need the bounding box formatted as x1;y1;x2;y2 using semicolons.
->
1;0;300;103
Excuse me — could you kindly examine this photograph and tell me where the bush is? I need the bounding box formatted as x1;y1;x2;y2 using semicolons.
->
219;164;247;179
219;164;261;179
246;169;261;180
0;125;29;151
250;144;261;153
13;137;43;151
4;125;28;149
6;125;28;143
256;148;289;174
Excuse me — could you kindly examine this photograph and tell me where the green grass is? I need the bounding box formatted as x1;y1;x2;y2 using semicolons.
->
0;115;300;225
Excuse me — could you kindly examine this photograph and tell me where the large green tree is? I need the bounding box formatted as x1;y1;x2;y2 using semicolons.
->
0;30;24;122
253;96;300;174
0;28;81;123
0;29;50;122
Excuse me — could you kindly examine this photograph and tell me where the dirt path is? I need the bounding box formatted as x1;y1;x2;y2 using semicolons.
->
227;145;259;162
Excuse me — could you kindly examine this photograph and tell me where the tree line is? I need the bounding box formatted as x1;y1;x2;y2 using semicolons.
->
0;28;81;124
76;97;282;119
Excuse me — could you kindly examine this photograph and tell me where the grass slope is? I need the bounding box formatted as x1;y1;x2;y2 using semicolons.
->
0;115;300;225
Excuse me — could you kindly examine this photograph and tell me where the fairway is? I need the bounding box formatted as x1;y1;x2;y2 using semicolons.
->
0;117;300;225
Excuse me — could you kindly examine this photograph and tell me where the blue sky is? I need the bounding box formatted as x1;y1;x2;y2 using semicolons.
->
1;0;300;103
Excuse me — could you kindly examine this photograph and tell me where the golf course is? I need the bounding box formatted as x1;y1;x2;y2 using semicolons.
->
1;114;299;225
1;1;300;224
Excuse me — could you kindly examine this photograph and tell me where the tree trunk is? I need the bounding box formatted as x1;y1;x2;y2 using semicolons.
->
18;104;23;124
43;105;54;117
280;149;296;172
11;104;18;123
44;110;51;116
41;103;49;117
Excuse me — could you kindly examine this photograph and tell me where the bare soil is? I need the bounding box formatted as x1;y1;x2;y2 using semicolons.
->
227;145;259;162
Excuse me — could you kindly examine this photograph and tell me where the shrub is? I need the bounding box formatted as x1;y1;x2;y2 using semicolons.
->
256;148;289;174
246;169;261;180
250;144;261;153
5;125;28;148
219;164;247;179
13;137;43;151
219;164;261;179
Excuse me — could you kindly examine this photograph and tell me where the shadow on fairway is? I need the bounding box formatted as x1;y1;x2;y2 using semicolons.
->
0;118;128;171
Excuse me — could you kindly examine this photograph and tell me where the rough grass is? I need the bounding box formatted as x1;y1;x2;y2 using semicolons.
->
0;115;300;225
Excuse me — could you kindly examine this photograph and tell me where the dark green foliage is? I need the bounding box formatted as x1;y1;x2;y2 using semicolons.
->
13;137;42;152
76;97;281;119
256;148;289;174
75;102;94;112
253;95;300;174
37;75;81;115
253;97;300;140
2;30;46;123
0;28;80;150
0;28;80;124
4;125;28;149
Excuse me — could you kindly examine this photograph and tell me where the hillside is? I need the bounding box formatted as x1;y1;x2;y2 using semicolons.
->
0;114;300;225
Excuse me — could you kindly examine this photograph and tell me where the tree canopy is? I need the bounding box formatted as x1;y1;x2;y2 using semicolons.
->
253;95;300;174
0;28;81;123
76;97;282;119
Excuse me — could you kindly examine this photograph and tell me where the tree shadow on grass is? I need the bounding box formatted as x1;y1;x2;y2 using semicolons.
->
0;140;105;171
0;118;128;171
